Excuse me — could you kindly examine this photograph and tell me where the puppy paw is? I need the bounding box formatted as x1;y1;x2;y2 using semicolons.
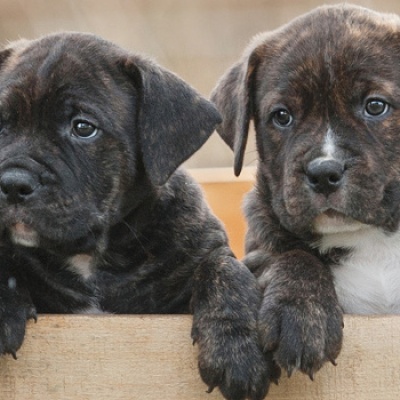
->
192;255;279;399
193;320;276;400
258;294;343;379
0;282;37;358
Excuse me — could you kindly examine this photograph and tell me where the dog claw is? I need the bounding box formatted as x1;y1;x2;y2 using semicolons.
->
10;351;17;360
27;308;38;323
287;365;295;378
329;357;337;367
271;362;281;385
206;385;215;394
308;371;314;381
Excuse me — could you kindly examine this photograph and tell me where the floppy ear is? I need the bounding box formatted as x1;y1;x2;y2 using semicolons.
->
0;48;13;71
123;56;222;186
0;49;11;66
210;49;259;176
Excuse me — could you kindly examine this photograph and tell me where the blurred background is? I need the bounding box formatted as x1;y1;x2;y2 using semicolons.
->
1;0;400;170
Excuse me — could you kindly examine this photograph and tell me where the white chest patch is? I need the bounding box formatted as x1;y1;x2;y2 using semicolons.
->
67;254;94;280
316;227;400;314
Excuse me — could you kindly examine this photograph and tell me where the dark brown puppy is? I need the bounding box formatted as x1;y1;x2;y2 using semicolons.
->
0;33;271;399
212;4;400;380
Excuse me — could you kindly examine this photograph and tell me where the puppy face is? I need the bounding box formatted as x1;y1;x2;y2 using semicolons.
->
0;33;220;253
212;5;400;236
0;36;138;251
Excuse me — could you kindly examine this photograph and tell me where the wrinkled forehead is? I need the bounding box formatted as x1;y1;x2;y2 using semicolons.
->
263;5;400;53
0;35;129;115
2;34;124;93
254;6;400;98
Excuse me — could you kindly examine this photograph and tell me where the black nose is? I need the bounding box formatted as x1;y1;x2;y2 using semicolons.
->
0;168;39;203
306;159;344;195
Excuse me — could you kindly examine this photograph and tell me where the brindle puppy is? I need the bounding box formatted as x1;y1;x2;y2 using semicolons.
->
0;33;270;400
212;4;400;380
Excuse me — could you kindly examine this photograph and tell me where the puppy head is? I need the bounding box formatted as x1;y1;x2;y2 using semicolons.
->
212;5;400;236
0;32;220;252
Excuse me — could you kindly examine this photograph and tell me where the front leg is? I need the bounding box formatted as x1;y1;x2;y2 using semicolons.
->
191;250;278;400
0;258;37;358
245;249;343;379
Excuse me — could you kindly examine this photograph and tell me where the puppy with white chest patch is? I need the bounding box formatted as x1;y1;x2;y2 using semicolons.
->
212;4;400;381
0;33;272;400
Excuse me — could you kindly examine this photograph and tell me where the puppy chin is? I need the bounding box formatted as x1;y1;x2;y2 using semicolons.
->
10;223;39;247
313;210;368;235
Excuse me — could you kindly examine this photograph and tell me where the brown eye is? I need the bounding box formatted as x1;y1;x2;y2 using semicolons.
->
272;109;293;127
72;120;98;139
365;99;389;116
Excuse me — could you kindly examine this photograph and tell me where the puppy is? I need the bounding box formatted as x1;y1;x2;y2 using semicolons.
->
0;32;271;400
212;4;400;380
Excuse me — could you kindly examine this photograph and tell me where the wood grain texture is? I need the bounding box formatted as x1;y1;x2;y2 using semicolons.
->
0;315;399;400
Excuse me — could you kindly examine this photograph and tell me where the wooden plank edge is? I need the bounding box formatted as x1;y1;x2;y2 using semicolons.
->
0;314;399;400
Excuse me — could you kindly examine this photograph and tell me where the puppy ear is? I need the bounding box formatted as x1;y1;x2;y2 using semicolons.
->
123;56;222;186
210;50;259;176
0;48;13;69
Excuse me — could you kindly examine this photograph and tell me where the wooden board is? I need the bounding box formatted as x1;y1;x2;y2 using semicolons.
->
0;314;399;400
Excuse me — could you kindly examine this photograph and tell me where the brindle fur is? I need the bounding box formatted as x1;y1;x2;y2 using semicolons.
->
0;33;270;400
211;4;400;380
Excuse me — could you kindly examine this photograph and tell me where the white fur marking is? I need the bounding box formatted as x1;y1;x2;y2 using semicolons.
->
316;227;400;314
308;129;339;167
10;223;39;247
313;213;368;235
68;254;93;280
322;129;336;159
7;277;16;290
80;306;109;314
